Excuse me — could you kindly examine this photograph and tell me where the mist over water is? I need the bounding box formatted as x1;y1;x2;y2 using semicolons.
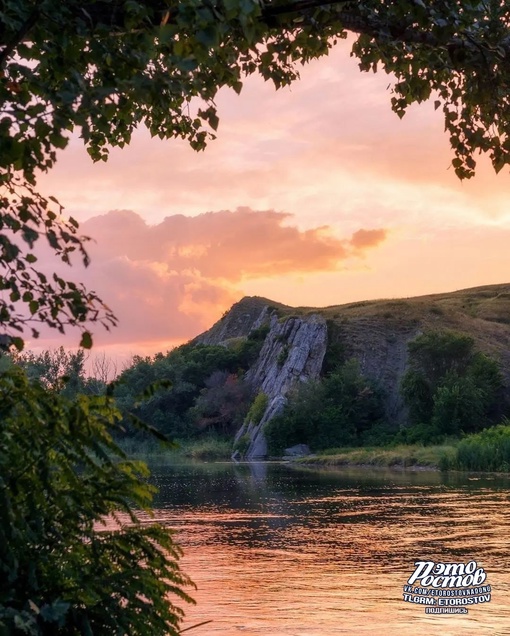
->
145;462;510;636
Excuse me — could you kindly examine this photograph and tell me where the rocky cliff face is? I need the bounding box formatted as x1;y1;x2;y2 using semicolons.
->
236;313;328;458
195;298;328;459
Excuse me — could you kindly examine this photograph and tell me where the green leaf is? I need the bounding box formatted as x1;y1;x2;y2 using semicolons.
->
39;600;70;626
11;337;24;351
197;26;219;49
208;111;219;131
79;332;93;349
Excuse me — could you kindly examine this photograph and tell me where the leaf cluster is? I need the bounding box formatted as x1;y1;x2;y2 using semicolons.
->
0;364;194;635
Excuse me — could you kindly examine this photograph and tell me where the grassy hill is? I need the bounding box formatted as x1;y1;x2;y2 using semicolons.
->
197;283;510;428
273;283;510;371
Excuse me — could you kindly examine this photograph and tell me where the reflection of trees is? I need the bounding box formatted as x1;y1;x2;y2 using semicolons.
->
149;463;510;565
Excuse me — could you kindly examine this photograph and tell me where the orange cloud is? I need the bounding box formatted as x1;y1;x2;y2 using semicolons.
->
81;207;385;282
350;228;387;249
30;207;386;349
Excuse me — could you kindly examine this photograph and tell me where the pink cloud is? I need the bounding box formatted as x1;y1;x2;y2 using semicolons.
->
25;208;386;350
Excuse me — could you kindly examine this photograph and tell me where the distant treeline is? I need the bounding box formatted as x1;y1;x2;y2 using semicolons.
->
8;325;270;443
8;328;510;456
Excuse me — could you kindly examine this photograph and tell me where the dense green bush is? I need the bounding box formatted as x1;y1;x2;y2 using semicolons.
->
454;422;510;471
112;327;270;441
236;325;270;367
0;363;193;635
401;330;504;442
113;343;253;439
233;434;251;456
181;435;232;461
190;371;251;435
265;360;386;454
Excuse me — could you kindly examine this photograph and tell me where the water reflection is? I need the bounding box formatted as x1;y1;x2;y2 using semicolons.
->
147;461;510;635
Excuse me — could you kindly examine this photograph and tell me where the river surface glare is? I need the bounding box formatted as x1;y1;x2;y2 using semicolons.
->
146;462;510;636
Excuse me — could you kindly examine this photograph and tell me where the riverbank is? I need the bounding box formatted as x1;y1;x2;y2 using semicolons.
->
117;436;232;461
118;422;510;473
294;444;457;471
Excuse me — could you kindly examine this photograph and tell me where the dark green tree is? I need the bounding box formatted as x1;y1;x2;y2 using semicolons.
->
265;359;385;453
401;330;504;439
112;343;251;439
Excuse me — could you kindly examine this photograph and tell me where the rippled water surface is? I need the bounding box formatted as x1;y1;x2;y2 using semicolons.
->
146;462;510;635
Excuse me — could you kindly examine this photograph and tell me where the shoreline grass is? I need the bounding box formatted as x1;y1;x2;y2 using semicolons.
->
295;444;457;470
116;424;510;472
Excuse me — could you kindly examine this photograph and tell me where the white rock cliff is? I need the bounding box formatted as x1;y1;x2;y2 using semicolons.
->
235;312;327;458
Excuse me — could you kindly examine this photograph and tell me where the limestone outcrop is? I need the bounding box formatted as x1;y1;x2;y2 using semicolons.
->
234;312;328;459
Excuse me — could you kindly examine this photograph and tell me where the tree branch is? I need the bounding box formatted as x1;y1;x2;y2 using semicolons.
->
0;9;39;68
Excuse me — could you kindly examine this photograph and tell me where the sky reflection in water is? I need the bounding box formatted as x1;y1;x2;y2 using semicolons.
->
143;462;510;636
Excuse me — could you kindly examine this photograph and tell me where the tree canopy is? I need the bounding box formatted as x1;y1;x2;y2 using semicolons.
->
401;330;504;440
1;0;510;344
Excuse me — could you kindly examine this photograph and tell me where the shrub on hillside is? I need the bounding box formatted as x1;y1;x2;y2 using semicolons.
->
245;392;269;425
265;360;386;454
401;330;505;441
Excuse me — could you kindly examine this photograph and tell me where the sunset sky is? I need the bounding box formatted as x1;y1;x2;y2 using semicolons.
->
36;39;510;357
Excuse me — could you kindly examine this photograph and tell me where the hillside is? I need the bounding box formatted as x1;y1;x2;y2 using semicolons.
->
195;283;510;457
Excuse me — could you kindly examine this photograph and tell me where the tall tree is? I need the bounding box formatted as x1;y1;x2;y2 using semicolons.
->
401;330;504;438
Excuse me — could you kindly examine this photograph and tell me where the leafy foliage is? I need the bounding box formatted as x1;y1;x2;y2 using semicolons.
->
245;391;269;425
191;371;251;435
0;175;116;349
401;330;505;441
113;341;260;439
1;0;509;182
453;421;510;472
0;363;193;635
265;359;386;454
233;433;251;456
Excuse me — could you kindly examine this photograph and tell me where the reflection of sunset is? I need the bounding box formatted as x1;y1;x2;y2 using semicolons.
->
139;463;510;636
32;39;509;353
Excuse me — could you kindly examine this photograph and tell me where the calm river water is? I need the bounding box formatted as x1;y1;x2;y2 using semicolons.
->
146;461;510;636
